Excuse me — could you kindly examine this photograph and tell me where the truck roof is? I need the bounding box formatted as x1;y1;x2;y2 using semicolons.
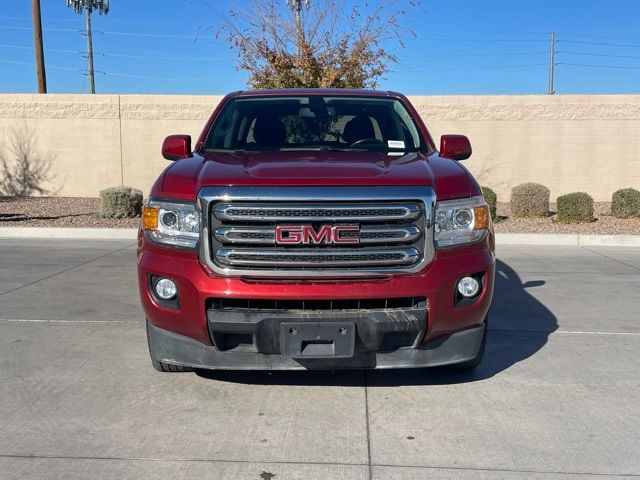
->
236;88;398;97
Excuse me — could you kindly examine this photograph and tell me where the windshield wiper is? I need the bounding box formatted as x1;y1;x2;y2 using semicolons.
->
202;148;257;153
279;146;368;152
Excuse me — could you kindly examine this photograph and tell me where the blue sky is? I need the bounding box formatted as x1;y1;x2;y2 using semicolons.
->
1;0;639;95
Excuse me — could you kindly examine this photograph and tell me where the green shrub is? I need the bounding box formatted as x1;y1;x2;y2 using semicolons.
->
510;182;550;217
99;186;143;218
481;186;497;221
556;192;594;223
611;188;640;218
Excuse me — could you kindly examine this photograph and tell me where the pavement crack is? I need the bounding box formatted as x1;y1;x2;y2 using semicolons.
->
0;453;368;469
0;243;136;296
2;454;638;477
278;387;301;462
490;327;640;336
371;462;640;477
581;247;640;272
363;371;373;480
0;319;138;324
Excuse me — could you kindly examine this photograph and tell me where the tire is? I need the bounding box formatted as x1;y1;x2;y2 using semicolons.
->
146;320;193;373
447;317;487;371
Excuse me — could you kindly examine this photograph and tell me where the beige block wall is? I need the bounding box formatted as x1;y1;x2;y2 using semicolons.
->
415;95;640;201
118;95;223;190
0;94;123;195
1;93;639;200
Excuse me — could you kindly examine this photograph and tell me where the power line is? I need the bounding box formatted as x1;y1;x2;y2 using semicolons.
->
0;43;77;54
96;71;227;82
98;51;226;61
99;30;215;39
0;57;231;81
0;15;189;25
0;15;83;22
0;42;545;61
557;39;640;49
414;37;547;43
557;51;640;60
0;59;80;71
0;42;227;61
402;63;547;73
0;18;544;41
401;51;547;58
0;42;550;63
558;62;640;70
0;25;216;39
555;32;640;42
0;26;79;33
5;21;640;47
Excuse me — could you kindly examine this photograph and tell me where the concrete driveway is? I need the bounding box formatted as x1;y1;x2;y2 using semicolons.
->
1;239;639;480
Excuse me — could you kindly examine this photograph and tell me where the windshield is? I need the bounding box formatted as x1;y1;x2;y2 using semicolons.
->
203;95;427;153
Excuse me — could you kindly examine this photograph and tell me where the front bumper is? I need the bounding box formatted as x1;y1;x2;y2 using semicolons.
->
148;321;485;370
138;232;495;370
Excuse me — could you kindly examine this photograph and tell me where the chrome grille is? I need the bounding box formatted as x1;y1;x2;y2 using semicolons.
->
199;186;435;278
214;225;421;245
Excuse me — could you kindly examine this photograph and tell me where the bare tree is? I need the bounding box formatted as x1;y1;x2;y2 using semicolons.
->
217;0;422;89
0;127;53;197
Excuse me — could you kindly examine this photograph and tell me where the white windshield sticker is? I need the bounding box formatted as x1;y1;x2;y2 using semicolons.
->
387;140;405;149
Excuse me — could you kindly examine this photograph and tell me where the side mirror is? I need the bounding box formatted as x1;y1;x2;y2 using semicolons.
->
162;135;192;161
440;134;472;161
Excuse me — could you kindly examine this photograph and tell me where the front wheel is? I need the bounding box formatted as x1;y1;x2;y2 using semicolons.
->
447;318;487;371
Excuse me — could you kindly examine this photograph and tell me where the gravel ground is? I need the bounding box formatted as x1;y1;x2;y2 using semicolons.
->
1;197;639;234
0;197;139;228
494;201;640;234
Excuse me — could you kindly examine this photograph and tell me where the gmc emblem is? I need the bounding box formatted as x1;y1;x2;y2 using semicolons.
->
275;225;359;245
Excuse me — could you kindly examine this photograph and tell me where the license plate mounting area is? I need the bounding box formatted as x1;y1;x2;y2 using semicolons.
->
280;321;355;358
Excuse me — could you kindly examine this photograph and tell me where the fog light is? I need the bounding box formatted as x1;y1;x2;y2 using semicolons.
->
457;276;480;298
154;278;177;300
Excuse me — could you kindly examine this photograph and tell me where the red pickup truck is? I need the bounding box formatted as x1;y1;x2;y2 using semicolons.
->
138;89;495;372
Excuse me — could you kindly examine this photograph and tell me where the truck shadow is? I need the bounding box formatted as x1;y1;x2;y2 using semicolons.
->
196;259;558;386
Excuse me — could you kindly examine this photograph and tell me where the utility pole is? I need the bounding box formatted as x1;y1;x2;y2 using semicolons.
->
67;1;109;94
548;31;556;95
31;0;47;93
85;5;95;94
287;0;310;56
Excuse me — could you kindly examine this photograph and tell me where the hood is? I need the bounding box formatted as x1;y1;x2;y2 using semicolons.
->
157;150;471;200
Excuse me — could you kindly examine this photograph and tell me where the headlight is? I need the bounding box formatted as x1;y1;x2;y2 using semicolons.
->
142;199;199;249
434;196;490;248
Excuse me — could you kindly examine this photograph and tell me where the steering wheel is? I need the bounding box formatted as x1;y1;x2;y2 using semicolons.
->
349;138;386;148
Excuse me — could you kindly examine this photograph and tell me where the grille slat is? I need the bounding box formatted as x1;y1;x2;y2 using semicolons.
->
216;247;420;267
214;203;421;222
214;225;421;245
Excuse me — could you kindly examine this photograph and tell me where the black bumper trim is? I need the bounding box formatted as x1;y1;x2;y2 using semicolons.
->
147;323;485;370
207;305;427;354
